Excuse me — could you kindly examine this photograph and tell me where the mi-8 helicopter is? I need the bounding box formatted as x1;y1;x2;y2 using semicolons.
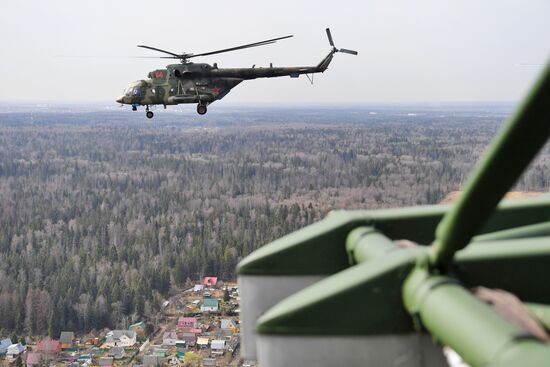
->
116;28;357;118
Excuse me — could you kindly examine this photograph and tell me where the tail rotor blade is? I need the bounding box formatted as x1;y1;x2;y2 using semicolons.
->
339;48;358;55
326;28;335;47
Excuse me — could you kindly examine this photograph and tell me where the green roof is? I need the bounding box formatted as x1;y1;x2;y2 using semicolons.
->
203;298;219;307
129;321;146;329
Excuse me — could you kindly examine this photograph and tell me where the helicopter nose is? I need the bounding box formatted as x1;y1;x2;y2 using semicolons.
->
116;96;125;104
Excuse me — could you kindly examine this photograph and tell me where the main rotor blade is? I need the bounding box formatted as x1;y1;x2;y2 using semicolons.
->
132;56;182;59
137;45;182;58
339;48;358;55
187;35;293;59
55;55;179;59
326;28;335;47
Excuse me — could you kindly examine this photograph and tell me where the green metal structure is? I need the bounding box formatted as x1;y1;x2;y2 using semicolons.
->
238;63;550;366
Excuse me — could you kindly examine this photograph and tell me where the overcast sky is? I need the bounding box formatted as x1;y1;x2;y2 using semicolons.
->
0;0;548;104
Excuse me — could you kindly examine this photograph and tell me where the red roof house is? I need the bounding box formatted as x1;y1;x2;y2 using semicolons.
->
203;277;218;286
178;317;198;329
26;352;41;366
37;339;62;354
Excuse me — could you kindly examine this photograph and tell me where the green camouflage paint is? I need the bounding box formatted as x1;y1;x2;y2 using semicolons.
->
115;29;357;116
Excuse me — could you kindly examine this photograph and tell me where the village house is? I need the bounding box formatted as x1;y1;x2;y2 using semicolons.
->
26;352;41;367
177;316;197;329
0;338;12;355
196;337;209;349
201;298;219;312
105;330;137;347
77;354;93;364
219;319;238;336
180;333;197;347
7;343;25;358
210;340;225;355
203;277;218;286
37;339;62;355
109;347;125;360
221;319;238;330
193;284;204;292
60;331;75;349
143;355;163;367
162;332;178;347
98;357;113;367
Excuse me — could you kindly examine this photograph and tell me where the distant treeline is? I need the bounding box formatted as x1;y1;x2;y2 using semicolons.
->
0;110;548;336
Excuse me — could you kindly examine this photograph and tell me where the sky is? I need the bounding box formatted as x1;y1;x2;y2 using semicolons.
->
0;0;548;104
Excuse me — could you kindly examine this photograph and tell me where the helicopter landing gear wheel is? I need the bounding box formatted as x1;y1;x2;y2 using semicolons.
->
146;110;154;119
197;103;207;115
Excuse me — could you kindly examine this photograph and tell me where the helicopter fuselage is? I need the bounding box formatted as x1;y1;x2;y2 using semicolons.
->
117;63;243;108
116;60;328;108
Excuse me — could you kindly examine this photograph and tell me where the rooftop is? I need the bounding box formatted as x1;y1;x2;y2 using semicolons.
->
203;298;219;307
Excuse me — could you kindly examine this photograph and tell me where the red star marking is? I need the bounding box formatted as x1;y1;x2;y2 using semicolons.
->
212;87;220;95
155;71;164;78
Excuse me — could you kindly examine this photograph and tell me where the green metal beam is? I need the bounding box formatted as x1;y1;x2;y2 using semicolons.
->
254;235;550;337
238;197;550;276
403;265;550;367
454;236;550;304
431;64;550;269
256;248;422;335
344;229;550;304
489;342;550;367
473;221;550;243
345;226;397;264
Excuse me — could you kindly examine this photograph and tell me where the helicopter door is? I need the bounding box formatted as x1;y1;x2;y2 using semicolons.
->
177;81;185;95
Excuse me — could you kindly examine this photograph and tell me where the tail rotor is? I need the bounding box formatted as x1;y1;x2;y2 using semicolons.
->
326;28;335;48
326;28;358;55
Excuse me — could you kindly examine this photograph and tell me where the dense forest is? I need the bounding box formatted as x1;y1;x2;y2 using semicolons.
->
0;106;549;336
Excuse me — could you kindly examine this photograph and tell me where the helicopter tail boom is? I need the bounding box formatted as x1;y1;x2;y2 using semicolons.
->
316;50;336;72
169;29;356;80
212;28;355;77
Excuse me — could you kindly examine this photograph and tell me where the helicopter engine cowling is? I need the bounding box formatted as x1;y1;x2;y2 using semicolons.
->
172;69;201;79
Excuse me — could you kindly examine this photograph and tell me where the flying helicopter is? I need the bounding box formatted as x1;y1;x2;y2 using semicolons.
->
115;28;357;118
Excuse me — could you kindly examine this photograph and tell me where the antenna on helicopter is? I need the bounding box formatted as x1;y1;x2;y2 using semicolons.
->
138;35;293;64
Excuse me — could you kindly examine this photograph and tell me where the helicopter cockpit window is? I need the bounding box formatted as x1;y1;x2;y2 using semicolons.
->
124;87;133;96
132;87;142;96
153;70;165;79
